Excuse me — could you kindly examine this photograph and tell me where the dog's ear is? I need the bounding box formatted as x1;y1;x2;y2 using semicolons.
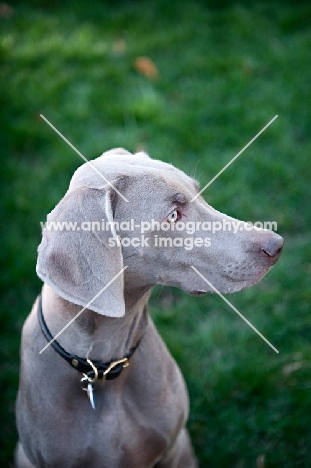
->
36;186;125;317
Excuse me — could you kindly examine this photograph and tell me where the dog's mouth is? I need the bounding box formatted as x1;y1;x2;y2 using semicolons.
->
189;290;208;296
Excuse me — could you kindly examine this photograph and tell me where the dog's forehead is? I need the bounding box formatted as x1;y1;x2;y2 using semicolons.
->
69;150;198;195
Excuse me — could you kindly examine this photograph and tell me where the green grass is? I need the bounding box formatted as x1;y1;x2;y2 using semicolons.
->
1;0;311;465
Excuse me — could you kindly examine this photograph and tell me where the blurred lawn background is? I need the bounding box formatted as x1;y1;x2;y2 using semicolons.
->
1;0;311;466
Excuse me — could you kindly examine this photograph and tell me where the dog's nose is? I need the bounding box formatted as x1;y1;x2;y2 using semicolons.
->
261;234;284;260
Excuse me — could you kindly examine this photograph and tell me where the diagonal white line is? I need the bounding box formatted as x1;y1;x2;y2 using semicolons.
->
191;266;279;353
190;115;278;202
40;114;129;202
39;266;128;354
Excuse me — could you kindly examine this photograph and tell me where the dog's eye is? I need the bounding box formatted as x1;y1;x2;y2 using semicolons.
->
166;210;180;223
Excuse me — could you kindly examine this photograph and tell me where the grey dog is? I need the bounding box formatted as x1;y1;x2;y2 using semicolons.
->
15;149;283;467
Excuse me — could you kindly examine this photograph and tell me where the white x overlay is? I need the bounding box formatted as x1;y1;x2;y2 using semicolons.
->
39;266;128;354
40;114;129;202
191;266;279;353
39;113;279;354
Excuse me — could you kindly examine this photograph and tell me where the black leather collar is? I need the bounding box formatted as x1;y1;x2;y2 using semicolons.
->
37;294;142;381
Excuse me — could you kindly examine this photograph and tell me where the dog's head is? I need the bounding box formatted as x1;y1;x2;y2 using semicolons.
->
37;148;283;316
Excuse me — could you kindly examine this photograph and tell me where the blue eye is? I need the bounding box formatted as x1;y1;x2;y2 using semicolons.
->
166;210;179;223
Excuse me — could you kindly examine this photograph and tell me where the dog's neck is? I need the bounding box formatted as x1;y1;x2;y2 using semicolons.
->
41;283;151;362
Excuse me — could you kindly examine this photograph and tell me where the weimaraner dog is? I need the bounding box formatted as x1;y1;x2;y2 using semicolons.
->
15;149;283;467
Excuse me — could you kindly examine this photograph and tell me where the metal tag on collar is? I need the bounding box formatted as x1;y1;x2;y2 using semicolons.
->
80;376;96;410
87;382;96;410
80;359;99;410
